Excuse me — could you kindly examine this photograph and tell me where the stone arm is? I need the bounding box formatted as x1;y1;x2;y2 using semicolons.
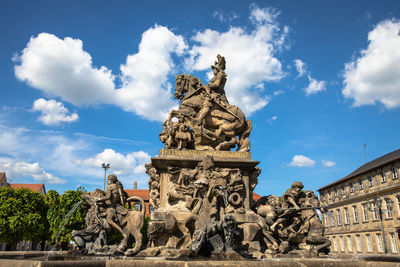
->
208;71;226;90
96;189;112;203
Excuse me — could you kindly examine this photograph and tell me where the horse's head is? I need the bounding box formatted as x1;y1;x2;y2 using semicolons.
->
174;74;187;100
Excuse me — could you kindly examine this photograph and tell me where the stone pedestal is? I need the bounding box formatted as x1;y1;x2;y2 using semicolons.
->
147;149;261;250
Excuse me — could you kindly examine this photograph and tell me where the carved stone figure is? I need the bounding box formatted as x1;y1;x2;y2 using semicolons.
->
146;163;160;209
72;175;146;255
253;183;331;256
162;55;252;152
72;190;106;253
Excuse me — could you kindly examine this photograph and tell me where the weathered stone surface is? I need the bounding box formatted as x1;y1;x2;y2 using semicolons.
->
160;55;252;152
71;175;145;256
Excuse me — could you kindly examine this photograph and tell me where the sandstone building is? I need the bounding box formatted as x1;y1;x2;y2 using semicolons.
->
318;149;400;254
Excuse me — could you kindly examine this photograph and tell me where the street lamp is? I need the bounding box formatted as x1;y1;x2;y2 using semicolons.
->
102;163;110;191
365;196;392;254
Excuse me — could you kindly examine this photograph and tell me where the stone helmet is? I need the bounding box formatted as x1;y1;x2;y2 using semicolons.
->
291;181;304;189
108;174;117;183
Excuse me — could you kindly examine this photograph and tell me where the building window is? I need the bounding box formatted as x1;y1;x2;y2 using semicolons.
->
347;235;353;252
337;210;342;225
344;208;349;224
353;206;359;223
149;204;154;213
390;233;398;253
366;234;372;252
357;235;362;252
350;182;354;192
340;236;345;252
362;204;369;222
372;202;379;221
331;191;334;200
368;176;373;187
341;185;345;194
335;188;338;197
358;179;363;190
382;171;387;183
386;199;393;219
331;211;336;226
393;167;398;179
333;237;338;251
377;234;383;253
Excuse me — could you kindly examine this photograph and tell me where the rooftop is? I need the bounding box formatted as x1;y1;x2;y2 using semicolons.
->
318;148;400;191
9;183;46;194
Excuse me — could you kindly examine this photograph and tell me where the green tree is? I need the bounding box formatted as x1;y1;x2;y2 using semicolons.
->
0;187;48;247
46;187;87;248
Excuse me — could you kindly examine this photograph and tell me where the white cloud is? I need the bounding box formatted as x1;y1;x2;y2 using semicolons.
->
294;59;306;78
116;25;187;121
267;115;278;125
322;160;336;167
305;75;326;96
75;148;151;177
289;155;315;167
185;4;288;116
14;26;186;122
343;19;400;109
32;98;78;126
212;10;239;23
14;33;116;106
0;159;66;184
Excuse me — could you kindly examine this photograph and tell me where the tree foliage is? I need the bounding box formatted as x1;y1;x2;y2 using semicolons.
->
0;187;48;243
46;187;87;244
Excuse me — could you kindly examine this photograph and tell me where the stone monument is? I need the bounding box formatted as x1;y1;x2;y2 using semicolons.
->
72;55;330;259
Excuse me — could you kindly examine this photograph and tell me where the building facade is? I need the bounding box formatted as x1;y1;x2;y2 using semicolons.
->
318;149;400;255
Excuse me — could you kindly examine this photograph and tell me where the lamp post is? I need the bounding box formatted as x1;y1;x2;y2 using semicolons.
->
367;197;390;254
102;163;110;191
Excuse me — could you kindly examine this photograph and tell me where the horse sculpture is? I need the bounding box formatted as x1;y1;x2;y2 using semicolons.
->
167;73;252;151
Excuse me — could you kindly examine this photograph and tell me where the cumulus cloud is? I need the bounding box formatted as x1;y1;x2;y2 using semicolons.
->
14;33;116;105
116;25;187;120
14;26;186;121
185;4;288;115
343;19;400;109
322;160;336;167
289;155;315;167
0;159;66;184
32;98;78;126
305;75;326;96
75;148;151;177
294;59;306;78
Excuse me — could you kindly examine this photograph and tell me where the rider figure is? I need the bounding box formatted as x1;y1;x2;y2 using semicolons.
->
270;181;304;232
195;55;229;126
96;174;128;239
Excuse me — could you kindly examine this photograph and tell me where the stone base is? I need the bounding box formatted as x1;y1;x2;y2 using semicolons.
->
0;252;400;267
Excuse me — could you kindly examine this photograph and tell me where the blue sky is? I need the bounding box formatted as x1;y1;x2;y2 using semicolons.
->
1;0;400;196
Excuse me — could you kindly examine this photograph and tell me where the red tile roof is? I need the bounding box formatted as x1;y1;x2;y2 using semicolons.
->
9;184;45;194
253;192;262;201
125;189;150;201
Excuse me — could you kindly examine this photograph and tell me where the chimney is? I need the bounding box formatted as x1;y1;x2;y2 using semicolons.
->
134;181;137;190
